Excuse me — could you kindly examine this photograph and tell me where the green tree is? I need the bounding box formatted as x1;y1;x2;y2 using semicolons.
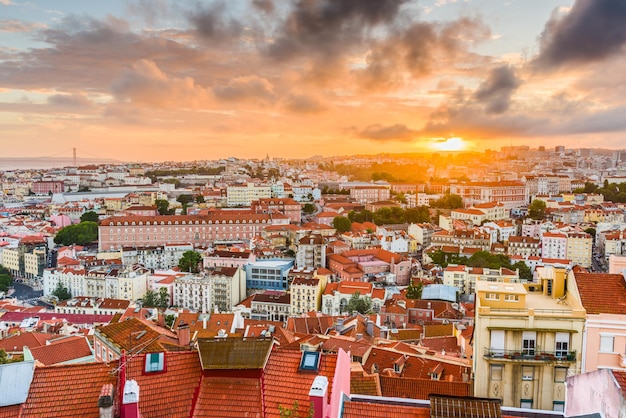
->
158;287;170;308
512;261;532;281
332;216;352;233
528;199;547;220
0;348;13;364
303;203;316;214
345;291;373;314
155;199;174;215
177;194;194;215
0;273;12;293
52;282;72;301
178;250;202;273
195;195;205;204
80;211;99;223
53;222;98;246
430;193;464;209
406;280;423;299
142;288;170;308
405;206;431;223
142;289;158;307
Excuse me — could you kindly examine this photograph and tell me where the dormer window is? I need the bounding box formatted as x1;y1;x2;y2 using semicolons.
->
299;351;321;371
144;352;165;373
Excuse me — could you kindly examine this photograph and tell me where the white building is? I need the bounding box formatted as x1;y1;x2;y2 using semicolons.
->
226;183;272;207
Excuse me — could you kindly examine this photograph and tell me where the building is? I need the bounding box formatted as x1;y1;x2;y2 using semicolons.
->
290;275;326;316
473;272;585;411
566;368;626;418
541;232;567;261
449;181;527;209
203;248;255;270
430;229;491;252
98;212;281;250
507;236;541;258
245;258;295;291
226;183;272;206
349;185;390;204
251;197;302;223
173;273;212;312
565;232;592;268
249;290;291;322
121;243;193;270
207;266;246;313
443;265;520;295
296;234;327;269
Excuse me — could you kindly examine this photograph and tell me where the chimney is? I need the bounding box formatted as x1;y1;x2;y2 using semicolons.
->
366;320;374;337
203;316;207;330
309;375;329;418
177;324;190;347
335;318;344;333
157;312;165;328
120;380;140;418
98;384;114;418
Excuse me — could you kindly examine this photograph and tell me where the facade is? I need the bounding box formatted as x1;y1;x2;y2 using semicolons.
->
290;275;326;316
31;180;65;194
321;281;385;315
245;258;295;291
473;272;585;411
541;232;567;261
449;181;527;209
507;236;541;258
443;265;520;295
431;229;491;251
173;273;211;312
566;232;592;268
203;249;255;270
349;186;390;204
208;266;246;313
251;198;301;223
226;183;272;206
296;234;327;269
121;243;194;270
249;291;291;322
98;213;279;250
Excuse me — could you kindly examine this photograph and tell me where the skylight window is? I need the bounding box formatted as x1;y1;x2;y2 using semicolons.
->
144;352;165;373
299;351;321;371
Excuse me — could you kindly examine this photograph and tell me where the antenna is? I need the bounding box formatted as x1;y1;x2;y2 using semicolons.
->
73;147;77;167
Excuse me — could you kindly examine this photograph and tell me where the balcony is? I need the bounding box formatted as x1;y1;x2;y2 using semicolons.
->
483;348;576;362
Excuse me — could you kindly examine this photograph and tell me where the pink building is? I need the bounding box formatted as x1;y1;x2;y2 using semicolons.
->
349;186;390;204
570;270;626;372
251;198;301;223
32;181;64;194
98;212;279;251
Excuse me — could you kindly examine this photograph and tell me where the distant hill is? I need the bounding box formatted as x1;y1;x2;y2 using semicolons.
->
0;157;123;170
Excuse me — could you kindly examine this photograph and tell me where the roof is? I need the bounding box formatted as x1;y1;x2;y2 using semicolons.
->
574;272;626;315
430;394;501;418
380;375;471;400
197;337;274;370
263;349;338;418
126;351;202;418
0;361;35;407
27;336;93;366
343;400;430;418
19;362;116;417
96;317;183;354
192;377;262;417
0;332;55;353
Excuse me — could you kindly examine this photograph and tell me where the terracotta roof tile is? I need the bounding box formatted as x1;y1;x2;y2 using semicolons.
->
28;336;93;365
192;377;262;417
574;272;626;314
343;401;430;418
263;349;337;418
125;351;202;418
0;332;55;353
350;370;381;396
380;375;471;400
20;362;116;417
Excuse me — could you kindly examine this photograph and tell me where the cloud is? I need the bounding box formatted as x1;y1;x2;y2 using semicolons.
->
110;59;210;108
186;2;243;42
266;0;405;62
282;91;326;113
535;0;626;70
0;0;14;5
47;93;93;108
358;123;417;141
0;19;45;32
213;75;275;102
252;0;274;13
473;65;520;114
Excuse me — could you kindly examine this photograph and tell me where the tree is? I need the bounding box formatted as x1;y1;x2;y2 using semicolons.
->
512;261;532;281
195;195;205;204
345;292;373;314
406;280;423;299
430;194;464;209
52;282;71;301
0;273;12;293
405;206;431;223
332;216;352;233
158;287;170;308
0;348;13;364
178;250;202;273
528;199;547;220
80;211;99;223
177;194;194;215
155;199;174;215
53;222;98;246
142;288;169;308
303;203;316;214
142;289;158;307
584;228;596;240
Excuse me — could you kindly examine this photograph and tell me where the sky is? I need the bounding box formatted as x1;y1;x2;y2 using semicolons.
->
1;0;626;162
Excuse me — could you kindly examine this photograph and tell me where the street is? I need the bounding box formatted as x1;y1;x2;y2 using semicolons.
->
9;282;43;301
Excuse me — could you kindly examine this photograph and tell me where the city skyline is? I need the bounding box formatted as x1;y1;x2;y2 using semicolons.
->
1;0;626;161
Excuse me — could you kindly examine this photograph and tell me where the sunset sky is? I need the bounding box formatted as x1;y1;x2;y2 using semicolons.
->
1;0;626;162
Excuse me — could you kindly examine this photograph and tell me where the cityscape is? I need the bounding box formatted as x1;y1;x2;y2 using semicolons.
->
2;1;626;418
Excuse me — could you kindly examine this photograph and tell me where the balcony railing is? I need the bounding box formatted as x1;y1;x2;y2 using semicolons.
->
483;348;576;362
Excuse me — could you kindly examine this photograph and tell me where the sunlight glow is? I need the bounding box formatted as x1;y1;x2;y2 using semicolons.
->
432;137;466;151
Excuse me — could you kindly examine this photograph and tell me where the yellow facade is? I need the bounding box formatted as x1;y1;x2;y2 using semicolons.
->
473;272;585;412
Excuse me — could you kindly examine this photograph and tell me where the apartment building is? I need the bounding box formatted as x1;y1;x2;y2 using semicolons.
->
295;234;326;269
541;232;567;260
321;281;385;315
98;212;282;250
449;181;527;209
566;232;592;268
226;183;271;206
473;268;584;411
121;243;194;270
349;185;390;204
443;265;520;295
507;236;541;258
290;275;326;316
251;197;301;223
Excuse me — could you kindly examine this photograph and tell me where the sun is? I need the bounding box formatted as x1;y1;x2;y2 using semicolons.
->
432;137;467;151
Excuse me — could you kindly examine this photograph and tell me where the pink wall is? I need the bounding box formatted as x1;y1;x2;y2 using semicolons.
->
566;368;625;418
329;348;351;418
583;313;626;372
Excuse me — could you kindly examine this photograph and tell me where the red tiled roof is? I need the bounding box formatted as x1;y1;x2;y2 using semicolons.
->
192;377;262;417
126;351;202;418
263;349;338;418
0;332;54;353
28;336;93;365
351;370;381;396
574;272;626;314
343;401;430;418
20;362;116;417
612;370;626;397
380;375;471;400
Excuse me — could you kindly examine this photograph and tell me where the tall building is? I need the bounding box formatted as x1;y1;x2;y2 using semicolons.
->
473;267;584;411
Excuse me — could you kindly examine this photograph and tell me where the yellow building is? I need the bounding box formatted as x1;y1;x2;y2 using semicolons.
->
473;266;585;412
290;274;327;316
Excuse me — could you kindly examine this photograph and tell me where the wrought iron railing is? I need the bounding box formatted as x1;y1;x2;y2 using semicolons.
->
483;348;576;362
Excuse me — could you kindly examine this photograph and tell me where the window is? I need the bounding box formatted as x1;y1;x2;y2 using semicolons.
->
522;331;536;355
490;330;505;355
145;352;165;373
600;335;615;353
553;401;565;412
555;332;569;358
554;367;567;383
504;294;519;302
490;365;503;381
522;366;534;381
486;293;499;300
520;399;533;409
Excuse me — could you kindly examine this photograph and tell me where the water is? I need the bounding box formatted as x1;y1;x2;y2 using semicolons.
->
0;157;122;171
